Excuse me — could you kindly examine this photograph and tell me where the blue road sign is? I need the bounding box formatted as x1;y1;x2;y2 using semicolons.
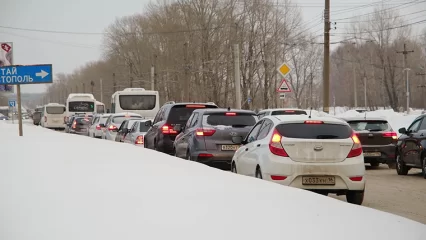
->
8;100;16;107
248;97;252;103
0;64;53;85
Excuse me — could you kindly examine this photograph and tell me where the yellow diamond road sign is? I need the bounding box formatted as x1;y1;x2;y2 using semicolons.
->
277;63;291;77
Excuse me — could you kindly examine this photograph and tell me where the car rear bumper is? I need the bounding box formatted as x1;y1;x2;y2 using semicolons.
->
362;144;396;164
261;155;365;191
44;123;65;129
192;151;234;170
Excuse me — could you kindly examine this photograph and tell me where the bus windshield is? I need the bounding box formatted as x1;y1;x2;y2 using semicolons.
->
68;101;95;112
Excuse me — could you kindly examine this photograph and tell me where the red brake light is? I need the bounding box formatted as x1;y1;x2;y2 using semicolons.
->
196;128;216;136
349;176;363;181
162;124;178;134
382;132;397;140
198;153;213;158
225;112;237;116
72;120;76;129
44;116;47;122
271;175;287;180
186;104;206;108
347;131;363;158
284;110;295;113
304;120;323;124
135;135;144;145
96;125;101;130
269;128;288;157
108;125;117;131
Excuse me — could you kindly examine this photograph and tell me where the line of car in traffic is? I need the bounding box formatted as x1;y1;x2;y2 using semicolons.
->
36;101;426;206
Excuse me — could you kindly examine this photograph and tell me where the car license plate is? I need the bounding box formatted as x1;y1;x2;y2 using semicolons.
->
364;152;381;157
302;176;335;185
80;129;86;132
221;145;239;151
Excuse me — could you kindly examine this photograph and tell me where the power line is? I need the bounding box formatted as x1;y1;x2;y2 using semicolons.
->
336;9;426;23
333;19;426;35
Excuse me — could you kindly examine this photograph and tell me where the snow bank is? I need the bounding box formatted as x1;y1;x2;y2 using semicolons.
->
0;122;425;240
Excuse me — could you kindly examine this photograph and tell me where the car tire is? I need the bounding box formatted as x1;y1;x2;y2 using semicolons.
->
396;155;409;175
231;162;237;173
422;156;426;179
255;167;263;179
370;162;380;167
346;190;364;205
186;151;192;161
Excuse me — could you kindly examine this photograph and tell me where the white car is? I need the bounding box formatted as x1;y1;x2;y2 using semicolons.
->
231;115;366;205
88;114;111;138
122;119;152;147
257;108;307;119
101;112;143;141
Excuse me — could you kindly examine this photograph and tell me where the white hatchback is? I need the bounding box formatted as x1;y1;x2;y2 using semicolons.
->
231;115;366;205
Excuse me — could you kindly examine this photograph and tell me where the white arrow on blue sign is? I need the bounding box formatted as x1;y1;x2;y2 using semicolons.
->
0;64;53;85
8;100;16;107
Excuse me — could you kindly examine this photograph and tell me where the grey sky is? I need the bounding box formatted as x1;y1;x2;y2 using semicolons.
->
0;0;424;94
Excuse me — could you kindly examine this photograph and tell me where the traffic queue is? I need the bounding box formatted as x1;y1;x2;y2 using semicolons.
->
31;88;426;207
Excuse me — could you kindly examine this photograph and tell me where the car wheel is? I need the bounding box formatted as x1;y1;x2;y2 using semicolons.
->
231;162;237;173
396;155;409;175
370;162;380;167
346;190;364;205
422;156;426;179
255;167;263;179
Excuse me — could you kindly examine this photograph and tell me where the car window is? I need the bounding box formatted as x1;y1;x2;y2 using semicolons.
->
418;117;426;130
202;113;257;127
139;122;151;132
153;107;164;124
118;121;127;131
185;114;195;129
347;120;390;131
408;118;422;133
189;113;199;128
256;119;273;140
167;104;217;125
271;110;307;115
112;116;142;125
245;120;264;143
275;123;352;139
75;118;92;125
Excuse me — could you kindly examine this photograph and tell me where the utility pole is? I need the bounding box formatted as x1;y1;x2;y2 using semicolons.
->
82;83;86;93
90;81;95;95
353;63;357;108
322;0;330;113
396;43;414;113
363;75;367;109
112;73;116;92
100;78;103;103
310;72;314;107
183;42;190;100
233;44;241;109
150;65;155;90
129;62;133;88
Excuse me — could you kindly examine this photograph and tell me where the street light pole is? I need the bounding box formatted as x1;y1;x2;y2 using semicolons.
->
404;68;411;114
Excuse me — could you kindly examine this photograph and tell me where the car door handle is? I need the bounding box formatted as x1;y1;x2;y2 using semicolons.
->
256;144;261;147
245;148;248;151
421;133;424;137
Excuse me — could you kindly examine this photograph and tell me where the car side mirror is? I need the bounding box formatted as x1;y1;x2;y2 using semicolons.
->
99;123;105;128
173;124;182;132
232;136;244;144
145;120;152;126
398;127;407;134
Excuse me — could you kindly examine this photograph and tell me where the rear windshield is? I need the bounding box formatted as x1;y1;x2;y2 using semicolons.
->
272;110;307;115
347;120;390;131
203;113;257;127
75;118;92;125
46;106;65;114
168;104;217;124
139;122;151;132
112;116;142;125
276;123;352;139
100;117;109;124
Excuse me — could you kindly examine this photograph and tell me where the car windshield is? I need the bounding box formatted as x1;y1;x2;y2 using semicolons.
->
276;123;352;139
112;116;142;125
348;120;390;131
203;113;257;127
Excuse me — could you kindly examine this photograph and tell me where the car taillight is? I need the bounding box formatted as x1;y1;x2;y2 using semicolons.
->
382;132;397;140
71;120;76;129
135;135;144;145
96;125;101;130
196;128;216;136
347;131;363;158
304;120;323;124
161;124;178;134
269;128;288;157
108;125;117;131
44;116;47;122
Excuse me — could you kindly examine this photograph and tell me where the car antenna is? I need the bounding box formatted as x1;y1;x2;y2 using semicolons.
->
364;111;367;120
308;107;312;119
227;107;231;111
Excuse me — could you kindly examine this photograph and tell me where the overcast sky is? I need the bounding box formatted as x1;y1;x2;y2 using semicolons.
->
1;0;424;94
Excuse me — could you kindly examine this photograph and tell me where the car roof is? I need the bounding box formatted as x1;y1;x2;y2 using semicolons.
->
110;112;141;117
166;102;218;107
259;108;306;112
268;115;348;125
192;108;256;115
340;117;388;122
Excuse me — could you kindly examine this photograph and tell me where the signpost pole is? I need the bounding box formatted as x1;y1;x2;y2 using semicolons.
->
17;84;23;136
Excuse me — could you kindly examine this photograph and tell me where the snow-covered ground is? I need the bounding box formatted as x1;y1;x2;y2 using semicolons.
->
1;121;425;240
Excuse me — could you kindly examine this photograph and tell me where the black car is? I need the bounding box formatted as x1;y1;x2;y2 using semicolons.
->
71;117;93;135
342;117;397;168
144;102;219;154
173;108;257;170
396;115;426;178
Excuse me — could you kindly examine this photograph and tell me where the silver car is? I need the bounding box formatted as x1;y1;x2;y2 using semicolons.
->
88;114;111;138
123;119;152;146
102;112;143;141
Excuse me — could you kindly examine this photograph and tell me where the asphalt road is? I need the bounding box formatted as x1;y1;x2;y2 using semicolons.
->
331;165;426;224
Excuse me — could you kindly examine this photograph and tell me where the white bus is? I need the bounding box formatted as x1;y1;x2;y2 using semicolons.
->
111;88;159;119
65;93;96;122
40;103;66;129
95;101;106;114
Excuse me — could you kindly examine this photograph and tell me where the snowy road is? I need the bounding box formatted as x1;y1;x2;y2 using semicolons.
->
332;166;426;224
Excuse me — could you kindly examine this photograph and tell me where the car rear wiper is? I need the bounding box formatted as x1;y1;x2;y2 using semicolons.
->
316;135;339;139
231;124;249;127
367;129;382;132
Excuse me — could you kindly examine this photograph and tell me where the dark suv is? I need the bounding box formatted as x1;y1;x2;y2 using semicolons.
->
396;115;426;178
342;117;397;168
173;109;257;170
144;102;218;154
